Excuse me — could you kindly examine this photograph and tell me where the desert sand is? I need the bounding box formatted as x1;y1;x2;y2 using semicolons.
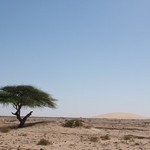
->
93;112;149;119
0;115;150;150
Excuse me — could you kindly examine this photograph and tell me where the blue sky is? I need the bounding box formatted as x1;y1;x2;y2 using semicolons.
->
0;0;150;117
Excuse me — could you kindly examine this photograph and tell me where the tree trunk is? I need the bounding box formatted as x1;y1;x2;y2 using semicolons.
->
18;111;33;128
12;104;33;128
18;119;25;128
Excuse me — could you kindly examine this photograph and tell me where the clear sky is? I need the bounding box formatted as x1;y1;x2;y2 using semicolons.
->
0;0;150;117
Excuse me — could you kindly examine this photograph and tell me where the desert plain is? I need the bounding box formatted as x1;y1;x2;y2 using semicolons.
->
0;114;150;150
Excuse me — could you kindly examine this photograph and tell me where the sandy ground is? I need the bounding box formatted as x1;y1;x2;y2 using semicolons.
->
93;112;149;119
0;116;150;150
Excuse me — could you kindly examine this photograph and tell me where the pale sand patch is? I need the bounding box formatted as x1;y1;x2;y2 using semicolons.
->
93;112;149;119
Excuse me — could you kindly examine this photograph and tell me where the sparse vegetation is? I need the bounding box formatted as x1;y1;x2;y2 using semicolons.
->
18;133;27;136
123;134;150;140
135;142;140;145
0;128;10;133
37;139;51;146
63;119;83;128
100;134;110;140
123;135;133;140
89;136;99;142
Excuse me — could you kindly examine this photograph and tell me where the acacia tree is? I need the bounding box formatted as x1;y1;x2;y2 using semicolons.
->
0;85;56;128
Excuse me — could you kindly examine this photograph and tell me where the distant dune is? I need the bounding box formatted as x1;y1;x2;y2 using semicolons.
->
93;112;149;119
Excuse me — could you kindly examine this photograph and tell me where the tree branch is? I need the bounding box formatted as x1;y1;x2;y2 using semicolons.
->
20;111;33;127
11;104;23;122
23;111;33;121
11;112;16;115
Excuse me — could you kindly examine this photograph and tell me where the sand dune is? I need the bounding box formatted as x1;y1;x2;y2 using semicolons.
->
93;112;149;119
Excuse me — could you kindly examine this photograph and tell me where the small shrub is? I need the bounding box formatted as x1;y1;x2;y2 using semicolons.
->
100;134;110;140
135;142;140;145
123;135;133;140
84;124;91;129
18;133;27;136
63;119;83;128
89;136;99;142
0;128;10;133
37;139;51;146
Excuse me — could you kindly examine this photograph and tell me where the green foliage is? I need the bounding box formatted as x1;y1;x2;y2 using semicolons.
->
0;85;57;128
0;85;56;108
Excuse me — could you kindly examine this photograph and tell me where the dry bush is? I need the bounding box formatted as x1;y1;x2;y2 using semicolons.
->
123;135;133;140
63;119;83;128
18;133;27;136
37;139;51;146
135;142;140;145
123;134;148;140
89;136;99;142
0;128;10;133
100;134;110;140
83;124;92;129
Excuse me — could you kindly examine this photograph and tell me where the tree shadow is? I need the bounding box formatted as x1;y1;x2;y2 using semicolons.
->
24;120;51;128
0;120;52;131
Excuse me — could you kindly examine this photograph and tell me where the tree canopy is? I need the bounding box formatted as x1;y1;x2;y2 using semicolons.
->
0;85;57;127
